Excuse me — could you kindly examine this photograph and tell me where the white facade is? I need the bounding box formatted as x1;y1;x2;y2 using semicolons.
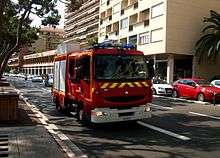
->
98;0;220;83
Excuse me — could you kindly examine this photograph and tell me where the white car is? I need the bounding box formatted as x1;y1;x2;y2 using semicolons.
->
152;79;173;95
211;80;220;89
32;75;43;82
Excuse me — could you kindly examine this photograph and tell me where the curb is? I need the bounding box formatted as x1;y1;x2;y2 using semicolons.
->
16;89;87;158
153;95;212;105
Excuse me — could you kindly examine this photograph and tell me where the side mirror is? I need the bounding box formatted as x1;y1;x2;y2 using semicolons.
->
84;78;90;83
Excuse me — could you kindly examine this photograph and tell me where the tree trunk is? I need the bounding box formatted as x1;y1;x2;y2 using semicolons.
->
0;50;13;78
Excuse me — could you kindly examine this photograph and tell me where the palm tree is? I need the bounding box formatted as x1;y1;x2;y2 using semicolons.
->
195;10;220;63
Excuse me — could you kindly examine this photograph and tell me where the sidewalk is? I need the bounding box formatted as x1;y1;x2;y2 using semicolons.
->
0;100;67;158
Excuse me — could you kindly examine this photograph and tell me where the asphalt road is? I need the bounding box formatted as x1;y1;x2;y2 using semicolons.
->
8;77;220;158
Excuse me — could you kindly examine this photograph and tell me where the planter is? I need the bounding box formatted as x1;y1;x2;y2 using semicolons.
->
0;87;18;121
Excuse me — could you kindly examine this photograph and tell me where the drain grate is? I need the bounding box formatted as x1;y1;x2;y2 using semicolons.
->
0;135;8;158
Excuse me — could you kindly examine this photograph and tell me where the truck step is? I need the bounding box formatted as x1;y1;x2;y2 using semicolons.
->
70;112;77;116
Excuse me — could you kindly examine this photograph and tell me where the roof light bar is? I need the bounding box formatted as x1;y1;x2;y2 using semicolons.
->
93;40;135;50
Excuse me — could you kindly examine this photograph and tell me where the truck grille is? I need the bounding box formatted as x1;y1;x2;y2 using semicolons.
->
104;95;145;103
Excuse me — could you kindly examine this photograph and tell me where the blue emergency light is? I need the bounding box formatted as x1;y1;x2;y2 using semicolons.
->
93;41;135;50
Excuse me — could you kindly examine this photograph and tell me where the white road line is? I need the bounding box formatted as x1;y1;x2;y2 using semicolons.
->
41;88;51;93
137;121;191;141
189;112;220;120
150;103;173;110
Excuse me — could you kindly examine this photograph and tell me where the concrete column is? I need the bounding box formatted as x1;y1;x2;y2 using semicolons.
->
192;56;197;77
38;67;40;75
167;54;174;84
153;55;156;70
34;68;37;75
51;67;53;74
46;67;48;74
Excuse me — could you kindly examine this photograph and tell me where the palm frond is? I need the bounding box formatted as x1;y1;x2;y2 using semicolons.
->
202;24;219;33
204;17;220;26
210;10;220;23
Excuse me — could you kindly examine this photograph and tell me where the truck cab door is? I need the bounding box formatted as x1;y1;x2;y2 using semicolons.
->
77;55;91;100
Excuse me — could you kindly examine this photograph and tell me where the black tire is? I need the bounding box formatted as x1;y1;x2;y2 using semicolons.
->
152;88;157;95
197;93;205;102
172;90;178;98
76;105;90;125
55;97;63;112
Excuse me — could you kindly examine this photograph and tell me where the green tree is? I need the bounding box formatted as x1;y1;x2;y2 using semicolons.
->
0;0;61;78
195;10;220;63
86;35;98;46
58;0;84;12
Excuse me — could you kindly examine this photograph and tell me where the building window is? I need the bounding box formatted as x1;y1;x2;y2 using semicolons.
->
113;3;120;14
120;18;128;29
139;32;150;45
129;35;137;49
151;2;164;18
151;28;163;43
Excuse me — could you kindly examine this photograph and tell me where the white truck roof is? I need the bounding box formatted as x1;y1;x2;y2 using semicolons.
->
56;42;80;55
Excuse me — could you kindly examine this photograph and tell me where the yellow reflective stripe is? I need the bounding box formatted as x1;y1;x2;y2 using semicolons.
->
142;82;149;87
101;83;109;89
110;83;118;88
134;82;142;87
119;83;126;88
127;82;134;87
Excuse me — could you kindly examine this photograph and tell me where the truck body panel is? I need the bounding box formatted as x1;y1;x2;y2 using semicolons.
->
52;43;153;123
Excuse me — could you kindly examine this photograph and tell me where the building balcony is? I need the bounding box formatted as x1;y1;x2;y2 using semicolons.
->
129;13;138;25
121;0;128;9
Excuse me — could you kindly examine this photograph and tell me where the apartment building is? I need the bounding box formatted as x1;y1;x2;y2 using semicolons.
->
99;0;220;83
8;27;64;75
64;0;99;48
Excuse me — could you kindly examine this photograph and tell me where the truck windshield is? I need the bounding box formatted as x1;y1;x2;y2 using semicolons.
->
94;55;149;80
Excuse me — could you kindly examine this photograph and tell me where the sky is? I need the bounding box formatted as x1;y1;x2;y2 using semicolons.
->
30;1;65;28
11;0;65;28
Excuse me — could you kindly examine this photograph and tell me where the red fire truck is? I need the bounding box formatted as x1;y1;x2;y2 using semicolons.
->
52;42;153;124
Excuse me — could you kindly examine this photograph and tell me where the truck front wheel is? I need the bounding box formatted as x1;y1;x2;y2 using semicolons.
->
77;105;90;125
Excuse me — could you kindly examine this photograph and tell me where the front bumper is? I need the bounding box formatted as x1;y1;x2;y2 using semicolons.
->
91;105;151;123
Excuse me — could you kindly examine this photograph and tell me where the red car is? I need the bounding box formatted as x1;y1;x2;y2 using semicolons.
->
172;78;220;102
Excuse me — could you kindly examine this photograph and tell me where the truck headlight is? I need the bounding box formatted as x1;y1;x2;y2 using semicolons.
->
143;105;151;112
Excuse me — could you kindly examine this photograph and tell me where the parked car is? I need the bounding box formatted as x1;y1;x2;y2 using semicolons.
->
31;75;43;82
44;74;53;87
211;80;220;89
152;78;173;95
27;74;34;80
172;78;220;102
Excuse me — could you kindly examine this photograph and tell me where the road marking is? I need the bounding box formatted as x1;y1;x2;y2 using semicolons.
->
41;88;51;93
189;112;220;120
137;121;191;141
150;103;173;110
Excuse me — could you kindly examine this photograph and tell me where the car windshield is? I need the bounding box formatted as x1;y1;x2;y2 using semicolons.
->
215;81;220;86
94;55;149;80
197;79;211;86
153;79;167;84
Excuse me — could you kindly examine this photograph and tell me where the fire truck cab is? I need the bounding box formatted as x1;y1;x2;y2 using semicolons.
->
52;42;153;124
